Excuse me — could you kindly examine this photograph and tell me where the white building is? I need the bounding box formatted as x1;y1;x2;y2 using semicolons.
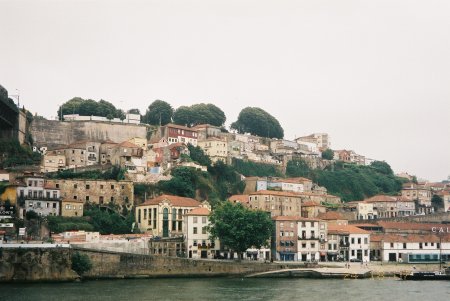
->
184;207;220;259
371;233;450;263
297;218;328;262
328;225;370;262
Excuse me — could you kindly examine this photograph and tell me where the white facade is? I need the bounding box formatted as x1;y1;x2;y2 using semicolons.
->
297;219;327;262
380;240;450;263
356;202;376;220
184;208;220;259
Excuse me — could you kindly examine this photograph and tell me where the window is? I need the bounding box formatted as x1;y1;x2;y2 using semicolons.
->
122;185;125;189
193;240;198;246
202;227;207;234
364;237;368;244
110;197;114;202
74;196;77;200
86;184;90;189
357;238;361;244
79;205;82;210
351;250;355;256
390;243;394;248
86;196;90;201
419;243;423;249
202;217;207;224
53;203;57;208
111;185;115;189
193;217;198;223
100;185;104;189
364;250;368;256
328;243;332;250
144;209;147;220
403;243;407;249
193;227;198;234
99;196;104;204
311;243;315;249
351;238;355;244
74;184;78;188
56;184;59;188
302;243;306;248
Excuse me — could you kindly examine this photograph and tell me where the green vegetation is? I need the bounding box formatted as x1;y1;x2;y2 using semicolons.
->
431;195;444;212
47;216;95;233
208;202;273;258
57;97;125;120
144;100;174;125
187;144;212;167
232;158;283;177
84;205;135;234
0;139;41;168
47;166;126;181
286;159;311;178
173;103;226;127
71;252;92;275
231;107;284;139
321;149;334;160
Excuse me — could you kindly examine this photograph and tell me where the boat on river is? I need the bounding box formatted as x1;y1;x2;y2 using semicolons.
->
395;267;450;280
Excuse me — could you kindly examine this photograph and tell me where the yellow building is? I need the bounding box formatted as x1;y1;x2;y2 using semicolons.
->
128;137;147;150
61;199;84;217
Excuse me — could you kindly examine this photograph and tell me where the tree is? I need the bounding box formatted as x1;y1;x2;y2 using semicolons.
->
127;108;140;115
431;195;444;212
370;161;394;175
173;103;226;127
231;107;284;139
187;143;212;167
57;97;124;120
71;252;92;275
321;149;334;160
144;100;173;125
286;159;311;178
208;202;273;259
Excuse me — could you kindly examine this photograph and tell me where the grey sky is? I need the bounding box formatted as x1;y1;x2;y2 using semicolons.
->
1;0;449;181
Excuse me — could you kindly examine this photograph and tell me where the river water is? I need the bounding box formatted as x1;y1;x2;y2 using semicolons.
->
1;278;450;301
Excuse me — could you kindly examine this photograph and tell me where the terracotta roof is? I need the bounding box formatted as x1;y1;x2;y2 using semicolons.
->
371;233;450;243
138;194;201;207
351;223;381;228
250;190;303;198
166;123;198;132
168;142;187;149
0;230;5;235
328;225;370;235
101;139;117;144
376;221;449;232
302;201;324;207
186;207;210;216
228;195;249;204
272;216;302;221
118;141;140;148
363;195;397;203
316;211;346;220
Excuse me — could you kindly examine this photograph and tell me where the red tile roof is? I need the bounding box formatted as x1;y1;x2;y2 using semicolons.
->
138;194;201;207
328;225;370;235
118;141;140;148
302;201;324;207
376;221;449;232
272;216;302;221
228;195;249;204
186;207;210;216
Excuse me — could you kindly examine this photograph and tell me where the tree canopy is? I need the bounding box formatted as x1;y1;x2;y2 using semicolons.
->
231;107;284;139
173;103;226;127
208;202;273;256
57;97;125;120
144;100;174;125
321;149;334;160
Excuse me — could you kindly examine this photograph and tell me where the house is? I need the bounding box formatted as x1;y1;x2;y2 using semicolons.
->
99;140;118;165
45;179;134;210
228;194;250;207
295;133;330;150
160;123;198;146
110;141;145;173
61;199;84;217
17;175;61;216
248;190;303;217
370;233;450;263
135;194;206;236
362;195;416;218
63;141;102;168
192;124;222;140
401;183;433;214
41;149;66;172
184;207;220;259
436;190;450;212
301;201;326;218
197;137;228;163
272;216;299;261
317;211;348;226
297;217;328;262
328;224;370;262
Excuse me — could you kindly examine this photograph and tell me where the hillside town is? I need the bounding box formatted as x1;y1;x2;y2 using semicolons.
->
1;86;450;270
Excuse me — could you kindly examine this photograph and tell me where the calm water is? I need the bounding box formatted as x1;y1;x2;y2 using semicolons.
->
1;278;450;301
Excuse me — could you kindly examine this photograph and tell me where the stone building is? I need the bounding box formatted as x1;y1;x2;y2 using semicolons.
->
248;190;303;217
61;199;84;217
45;179;134;210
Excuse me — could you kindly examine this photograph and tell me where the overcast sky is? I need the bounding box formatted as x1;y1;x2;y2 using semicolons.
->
1;0;449;182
